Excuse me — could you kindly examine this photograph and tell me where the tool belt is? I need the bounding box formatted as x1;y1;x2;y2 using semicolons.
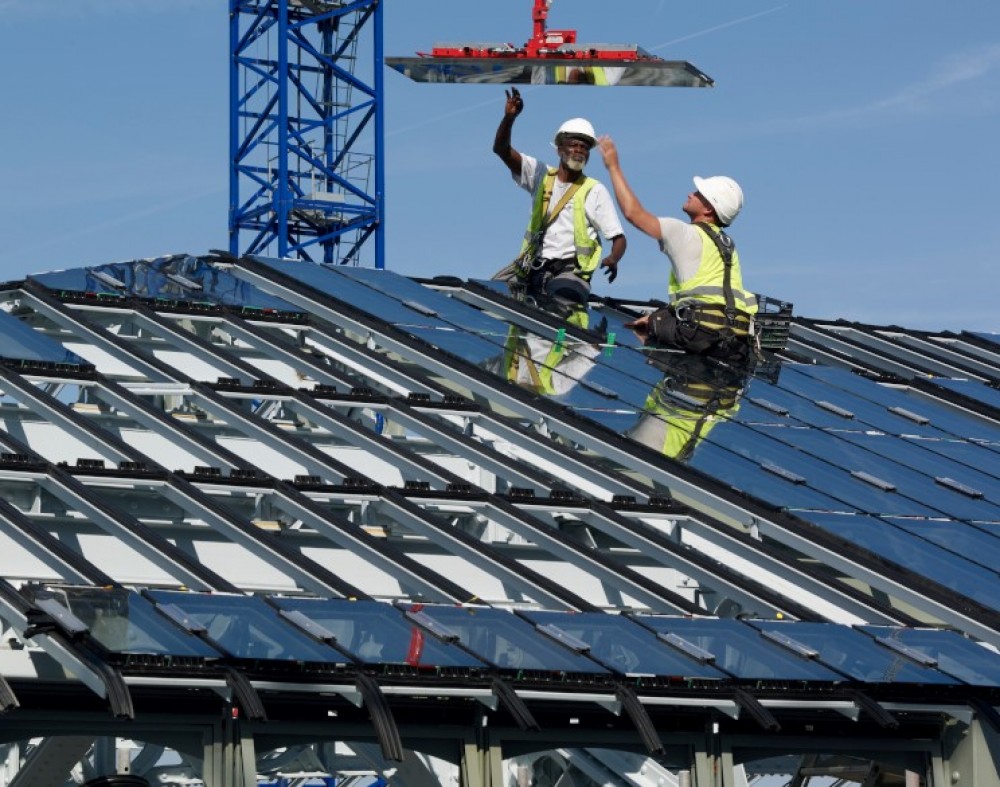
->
675;301;753;337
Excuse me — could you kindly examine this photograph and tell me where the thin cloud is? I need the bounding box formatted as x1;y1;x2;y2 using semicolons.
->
869;43;1000;113
770;43;1000;133
0;185;224;267
646;6;788;52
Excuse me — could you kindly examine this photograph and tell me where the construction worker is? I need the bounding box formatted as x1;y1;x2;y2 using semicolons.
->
597;135;758;363
492;87;626;303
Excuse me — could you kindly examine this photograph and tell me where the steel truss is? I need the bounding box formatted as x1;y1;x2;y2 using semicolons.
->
229;0;384;266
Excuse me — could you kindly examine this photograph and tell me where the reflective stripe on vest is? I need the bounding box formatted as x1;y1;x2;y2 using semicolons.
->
520;170;602;279
669;224;757;315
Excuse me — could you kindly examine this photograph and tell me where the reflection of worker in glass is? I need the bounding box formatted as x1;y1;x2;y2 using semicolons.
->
626;353;748;461
531;65;626;85
490;292;601;396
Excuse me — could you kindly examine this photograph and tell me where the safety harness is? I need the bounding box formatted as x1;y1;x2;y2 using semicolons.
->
515;171;585;277
680;222;754;341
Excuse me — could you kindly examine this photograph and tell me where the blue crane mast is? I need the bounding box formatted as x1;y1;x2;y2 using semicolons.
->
229;0;384;267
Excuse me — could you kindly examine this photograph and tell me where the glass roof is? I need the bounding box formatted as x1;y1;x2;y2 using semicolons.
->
270;596;487;670
627;616;844;682
144;589;343;663
516;609;730;680
0;308;89;367
22;585;221;658
744;620;957;685
397;603;612;677
3;256;1000;694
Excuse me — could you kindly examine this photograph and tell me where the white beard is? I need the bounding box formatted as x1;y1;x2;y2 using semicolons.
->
563;156;585;172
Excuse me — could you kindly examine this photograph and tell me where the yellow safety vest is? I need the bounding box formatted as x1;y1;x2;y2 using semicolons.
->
669;224;757;313
520;169;603;281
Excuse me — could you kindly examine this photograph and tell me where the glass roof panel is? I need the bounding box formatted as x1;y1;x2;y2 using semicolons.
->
30;257;300;313
23;586;222;658
271;596;487;669
517;609;730;680
879;516;1000;573
858;626;1000;686
145;590;341;662
745;620;956;684
29;265;134;296
744;370;940;435
831;431;999;507
397;603;611;676
744;426;1000;521
258;258;505;334
932;378;1000;411
970;331;1000;349
147;256;300;311
800;512;1000;612
0;309;89;367
693;429;937;517
790;365;1000;445
683;441;859;512
628;616;843;681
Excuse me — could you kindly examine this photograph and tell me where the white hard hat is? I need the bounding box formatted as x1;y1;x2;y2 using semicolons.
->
554;118;597;148
693;175;744;226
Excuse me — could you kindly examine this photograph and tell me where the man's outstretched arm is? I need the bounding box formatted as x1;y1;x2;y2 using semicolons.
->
494;88;524;178
597;135;661;240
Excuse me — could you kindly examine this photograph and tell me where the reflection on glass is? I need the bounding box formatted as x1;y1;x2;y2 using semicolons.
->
747;620;955;685
485;288;603;397
859;626;1000;686
630;616;842;682
145;590;338;663
398;603;610;676
0;309;89;367
518;610;729;680
31;254;300;313
272;597;487;670
625;353;750;462
20;585;221;658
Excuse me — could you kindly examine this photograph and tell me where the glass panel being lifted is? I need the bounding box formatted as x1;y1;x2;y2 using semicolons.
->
385;57;713;87
386;0;713;88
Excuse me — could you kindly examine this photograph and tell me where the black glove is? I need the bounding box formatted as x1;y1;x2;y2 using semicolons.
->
601;258;619;283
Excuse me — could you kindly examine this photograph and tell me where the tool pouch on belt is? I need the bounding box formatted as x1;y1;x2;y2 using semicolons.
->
678;303;752;338
647;305;752;362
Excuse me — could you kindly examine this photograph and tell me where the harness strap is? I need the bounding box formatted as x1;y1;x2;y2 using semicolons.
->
535;170;584;235
693;222;746;339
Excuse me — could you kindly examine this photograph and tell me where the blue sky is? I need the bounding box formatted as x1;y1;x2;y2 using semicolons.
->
1;0;998;332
